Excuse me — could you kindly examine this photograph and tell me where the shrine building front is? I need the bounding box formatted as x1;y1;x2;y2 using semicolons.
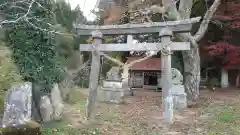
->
125;57;162;90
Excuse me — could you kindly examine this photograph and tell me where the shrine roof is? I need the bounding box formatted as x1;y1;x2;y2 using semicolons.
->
125;57;161;71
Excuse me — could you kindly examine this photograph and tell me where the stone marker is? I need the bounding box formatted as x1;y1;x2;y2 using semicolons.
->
39;96;53;122
171;68;187;109
2;82;32;128
50;83;64;120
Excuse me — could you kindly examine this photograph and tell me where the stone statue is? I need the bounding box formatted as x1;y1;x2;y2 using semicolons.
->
106;67;121;81
171;68;183;85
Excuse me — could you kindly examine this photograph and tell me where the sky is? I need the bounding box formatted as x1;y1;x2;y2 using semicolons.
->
67;0;98;21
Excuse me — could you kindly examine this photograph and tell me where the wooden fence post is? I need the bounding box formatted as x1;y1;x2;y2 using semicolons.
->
159;28;174;124
86;31;103;119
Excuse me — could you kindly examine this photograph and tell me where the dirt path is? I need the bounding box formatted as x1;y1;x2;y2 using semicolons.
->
60;88;240;135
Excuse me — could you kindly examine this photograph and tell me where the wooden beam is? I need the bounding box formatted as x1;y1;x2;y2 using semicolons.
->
75;17;201;35
80;42;190;52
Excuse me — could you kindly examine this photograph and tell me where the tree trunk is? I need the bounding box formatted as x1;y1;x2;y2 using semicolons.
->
31;83;45;122
182;47;200;104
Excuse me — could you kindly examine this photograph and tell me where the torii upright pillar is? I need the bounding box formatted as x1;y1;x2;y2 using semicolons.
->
159;28;174;124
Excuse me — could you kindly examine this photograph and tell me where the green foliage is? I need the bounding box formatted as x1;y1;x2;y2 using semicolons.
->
191;0;208;17
0;45;23;113
216;113;233;122
54;1;84;32
4;0;62;91
0;45;23;91
216;106;233;122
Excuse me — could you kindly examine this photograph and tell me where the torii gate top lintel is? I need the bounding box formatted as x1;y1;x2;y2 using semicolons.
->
75;17;201;36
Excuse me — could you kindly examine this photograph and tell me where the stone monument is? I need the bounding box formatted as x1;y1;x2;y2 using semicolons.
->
98;67;125;103
171;68;187;109
2;82;32;128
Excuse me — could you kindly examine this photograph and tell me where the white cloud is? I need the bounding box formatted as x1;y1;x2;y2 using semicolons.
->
67;0;98;21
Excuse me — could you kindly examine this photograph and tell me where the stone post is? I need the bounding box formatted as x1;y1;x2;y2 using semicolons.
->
221;68;229;88
86;31;103;119
159;28;173;125
122;65;130;95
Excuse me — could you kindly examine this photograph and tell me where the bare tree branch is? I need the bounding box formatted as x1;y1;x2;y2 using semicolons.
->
25;18;78;36
0;0;78;36
161;0;220;48
0;0;35;25
162;0;181;20
193;0;221;42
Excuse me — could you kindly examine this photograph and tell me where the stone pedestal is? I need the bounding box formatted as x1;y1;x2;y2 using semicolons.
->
171;85;187;109
98;80;125;104
171;68;187;109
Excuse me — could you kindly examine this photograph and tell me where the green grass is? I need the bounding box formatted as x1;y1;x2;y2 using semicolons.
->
40;89;102;135
189;103;240;135
72;99;87;113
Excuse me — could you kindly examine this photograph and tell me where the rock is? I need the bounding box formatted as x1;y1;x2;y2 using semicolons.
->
0;120;40;135
2;82;32;128
50;84;64;120
39;96;53;122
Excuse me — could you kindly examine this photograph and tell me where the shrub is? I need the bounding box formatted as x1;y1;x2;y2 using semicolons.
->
0;45;23;113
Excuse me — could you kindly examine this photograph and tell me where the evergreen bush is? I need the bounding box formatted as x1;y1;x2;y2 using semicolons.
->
0;45;23;113
4;0;63;92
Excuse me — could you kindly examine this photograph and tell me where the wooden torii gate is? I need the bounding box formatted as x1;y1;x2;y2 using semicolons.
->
75;17;200;124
